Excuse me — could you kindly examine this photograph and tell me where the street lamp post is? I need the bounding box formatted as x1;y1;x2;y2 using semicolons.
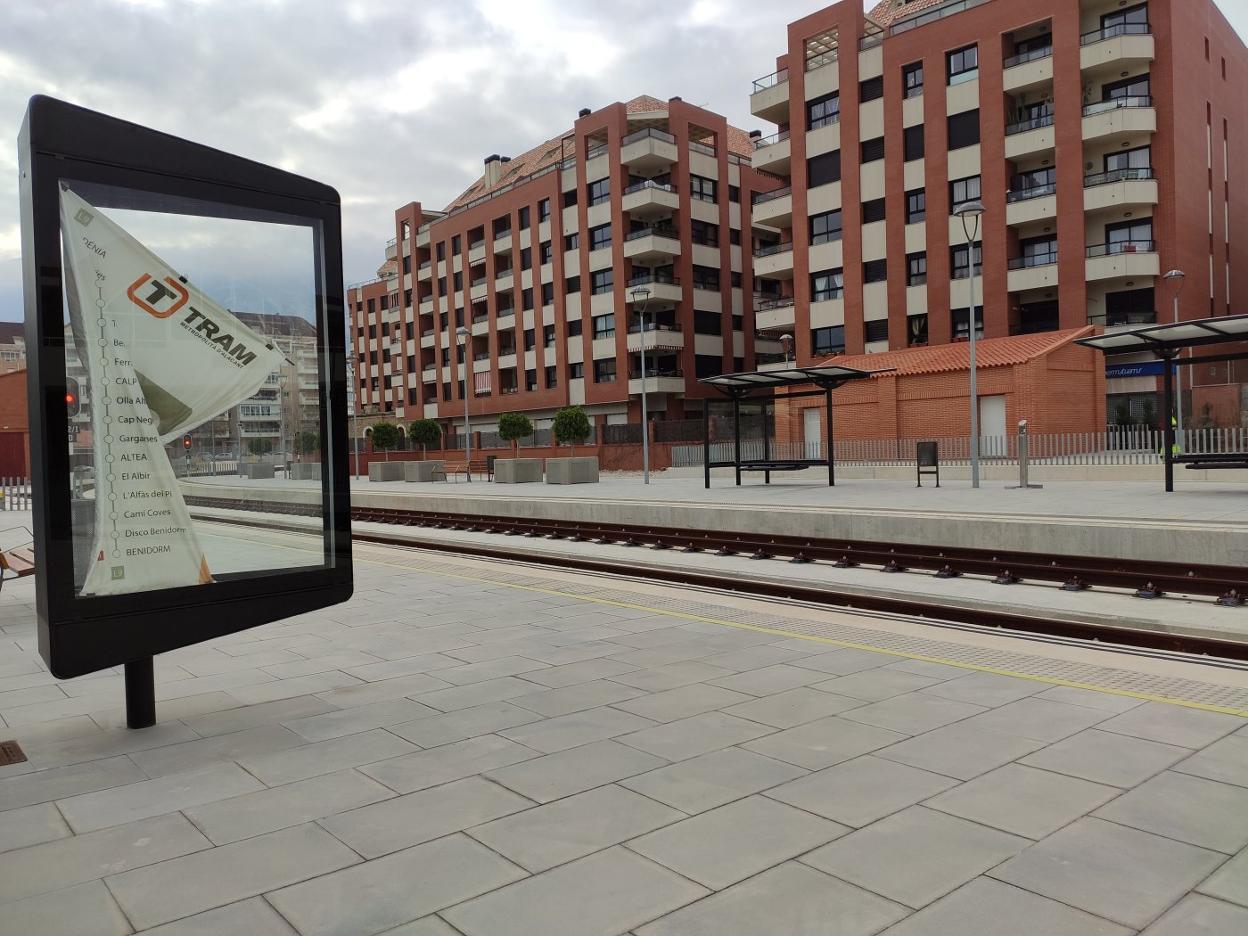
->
1163;269;1186;441
456;325;471;482
953;199;985;489
630;286;652;484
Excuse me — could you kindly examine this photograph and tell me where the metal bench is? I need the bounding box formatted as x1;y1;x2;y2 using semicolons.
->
0;531;35;593
1175;454;1248;471
435;458;494;482
737;462;811;472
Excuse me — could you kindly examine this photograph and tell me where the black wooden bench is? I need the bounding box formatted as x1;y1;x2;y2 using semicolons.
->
1175;454;1248;471
0;540;35;593
738;462;811;473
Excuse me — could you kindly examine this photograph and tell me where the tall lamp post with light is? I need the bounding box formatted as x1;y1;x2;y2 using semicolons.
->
1163;269;1186;439
456;325;472;482
953;199;985;488
629;286;652;484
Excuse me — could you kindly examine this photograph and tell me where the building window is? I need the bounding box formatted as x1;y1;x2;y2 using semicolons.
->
730;229;741;246
591;269;613;295
587;178;610;206
862;199;886;224
947;44;978;84
442;383;452;401
1104;145;1151;174
864;319;888;344
525;368;537;391
541;283;554;305
1101;3;1149;34
522;287;534;311
859;76;884;102
538;198;551;221
593;314;615;338
811;268;844;301
1018;235;1058;268
690;174;717;203
860;136;885;162
950;242;983;279
731;271;742;288
947;110;980;149
567;319;583;337
1104;218;1154;252
1102;72;1151;102
403;288;412;307
518;206;530;230
452;234;461;255
564;232;580;251
436;277;446;297
810;210;843;245
520;246;532;270
545;364;557;387
687;309;718;336
807;92;840;130
952;306;984;340
907;252;927;286
401;255;411;274
949;175;982;210
453;271;462;291
812;326;846;356
863;259;888;283
692;265;720;290
438;311;448;329
1101;287;1156;326
524;328;536;351
589;223;611;251
593;359;616;383
807;151;841;187
566;275;581;295
903;125;925;162
540;241;553;264
569;362;584;379
728;184;741;203
903;61;924;98
905;189;926;223
562;188;578;208
436;242;445;261
543;324;556;345
690;220;719;247
908;314;929;346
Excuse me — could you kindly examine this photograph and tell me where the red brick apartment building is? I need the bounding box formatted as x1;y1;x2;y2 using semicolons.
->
348;96;778;437
750;0;1246;434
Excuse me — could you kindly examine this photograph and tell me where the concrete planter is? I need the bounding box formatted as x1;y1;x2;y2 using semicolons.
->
238;463;275;480
494;457;543;484
368;461;406;482
289;463;321;481
545;456;599;485
404;460;444;482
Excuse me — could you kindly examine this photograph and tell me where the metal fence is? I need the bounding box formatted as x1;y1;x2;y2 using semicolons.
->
0;477;31;510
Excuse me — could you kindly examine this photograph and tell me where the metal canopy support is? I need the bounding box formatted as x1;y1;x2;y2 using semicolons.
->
762;399;772;485
826;387;835;486
1161;350;1176;493
733;395;742;487
703;403;711;490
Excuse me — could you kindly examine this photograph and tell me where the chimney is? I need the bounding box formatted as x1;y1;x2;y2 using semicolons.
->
484;154;504;187
578;107;591;119
670;96;682;102
749;130;762;139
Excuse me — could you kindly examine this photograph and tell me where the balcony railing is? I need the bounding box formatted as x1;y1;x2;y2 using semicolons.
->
1005;113;1055;135
468;239;486;252
470;277;488;289
858;33;884;51
1086;240;1155;257
586;143;608;160
1006;182;1057;203
756;296;796;311
1080;22;1151;46
628;270;679;288
1088;310;1157;326
493;228;511;240
624;179;676;195
809;113;841;131
753;242;793;259
630;367;684;379
1084;167;1155;187
753;129;790;149
1004;45;1053;68
621;127;676;146
689;139;716;156
627;322;682;334
1008;250;1059;269
1082;96;1152;117
752;67;789;92
889;0;990;35
752;185;792;206
472;352;491;362
625;224;678;242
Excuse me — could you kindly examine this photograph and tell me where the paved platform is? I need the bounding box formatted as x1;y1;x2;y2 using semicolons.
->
2;526;1248;935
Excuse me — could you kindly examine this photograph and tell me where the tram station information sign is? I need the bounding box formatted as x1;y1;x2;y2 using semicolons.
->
19;96;352;702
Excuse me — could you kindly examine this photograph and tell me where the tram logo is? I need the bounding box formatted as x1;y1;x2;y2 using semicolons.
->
127;273;189;319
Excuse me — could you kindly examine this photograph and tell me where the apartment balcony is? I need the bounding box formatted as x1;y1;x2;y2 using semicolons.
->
1005;184;1057;226
495;270;514;291
750;68;790;124
493;232;512;254
498;352;517;370
629;369;685;396
1082;96;1155;142
385;239;398;261
1002;46;1053;94
1006;252;1059;292
621;180;679;219
619;128;678;173
468;239;487;264
496;311;516;332
1003;113;1055;159
469;278;489;302
472;356;491;374
415;226;430;248
417;260;432;281
755;297;796;331
751;130;791;175
1080;23;1154;72
626;272;682;305
240;426;281;438
420;333;435;349
626;323;684;353
423;402;438;418
419;296;434;313
751;187;793;229
623;225;681;262
422;366;437;383
752;243;794;280
1085;240;1159;281
1083;168;1158;213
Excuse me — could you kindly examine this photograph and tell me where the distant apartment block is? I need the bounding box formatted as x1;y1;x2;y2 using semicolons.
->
0;322;25;376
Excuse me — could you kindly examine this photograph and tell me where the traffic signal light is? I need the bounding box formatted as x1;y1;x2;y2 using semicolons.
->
65;377;81;417
183;435;192;450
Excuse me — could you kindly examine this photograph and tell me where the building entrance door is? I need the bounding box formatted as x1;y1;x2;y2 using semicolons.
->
979;395;1007;457
803;408;822;459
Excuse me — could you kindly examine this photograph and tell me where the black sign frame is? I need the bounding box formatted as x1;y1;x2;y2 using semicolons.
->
18;96;352;700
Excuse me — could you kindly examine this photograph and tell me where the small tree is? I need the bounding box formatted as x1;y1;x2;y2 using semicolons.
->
497;412;534;456
408;419;442;457
370;421;401;454
294;430;320;456
247;438;273;457
552;405;592;456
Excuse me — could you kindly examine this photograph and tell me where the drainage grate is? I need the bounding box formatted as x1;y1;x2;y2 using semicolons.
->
0;740;27;767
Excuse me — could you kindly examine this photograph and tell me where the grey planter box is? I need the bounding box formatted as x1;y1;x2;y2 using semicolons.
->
238;463;275;480
494;457;543;484
289;463;321;481
404;460;444;482
368;461;407;482
545;456;599;485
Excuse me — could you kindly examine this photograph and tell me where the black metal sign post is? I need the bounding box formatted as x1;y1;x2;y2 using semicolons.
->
19;97;353;727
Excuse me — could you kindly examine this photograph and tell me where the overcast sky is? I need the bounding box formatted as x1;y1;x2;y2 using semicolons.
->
2;0;1246;323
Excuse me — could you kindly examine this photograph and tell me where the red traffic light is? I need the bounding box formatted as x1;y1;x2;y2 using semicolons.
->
183;436;193;449
65;377;81;417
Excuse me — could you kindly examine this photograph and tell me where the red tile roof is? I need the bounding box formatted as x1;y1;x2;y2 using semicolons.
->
818;327;1096;377
868;0;970;28
0;322;24;343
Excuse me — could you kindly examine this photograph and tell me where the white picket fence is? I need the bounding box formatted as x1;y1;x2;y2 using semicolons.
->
0;477;32;511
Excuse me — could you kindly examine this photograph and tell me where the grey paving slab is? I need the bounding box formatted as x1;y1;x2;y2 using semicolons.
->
612;683;753;723
617;712;773;761
883;659;979;680
1034;685;1147;713
620;747;806;816
630;794;847;890
1094;770;1248;853
873;722;1046;780
0;802;71;854
445;845;707;936
416;676;547;712
468;783;682;872
1140;894;1248;936
838;693;986;735
509;679;646;717
438;657;551;685
990;817;1226;929
239;728;419;787
743;715;908;770
0;811;209;904
1199;848;1248;908
1019;728;1191;788
21;721;198;770
180;695;337;737
498;706;656;753
699;646;815;673
378;917;461;936
957;696;1114;743
228;671;362;705
803;805;1029;910
1172;735;1248;788
1096;702;1246;748
125;896;299;935
56;761;264;834
767;755;957;828
388;701;542;748
790;648;897;676
519;658;639;688
878;877;1131;936
107;823;360;931
320;775;532;858
721;687;866;729
707;663;832;697
282;698;438;742
607;661;736;692
636;860;907;936
925;762;1119;839
268;834;526;936
310;673;451;708
342;652;463;682
919;671;1048;707
360;734;539;794
485;739;668;803
0;881;132;936
127;723;307;778
811;668;942;701
184;769;395;845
